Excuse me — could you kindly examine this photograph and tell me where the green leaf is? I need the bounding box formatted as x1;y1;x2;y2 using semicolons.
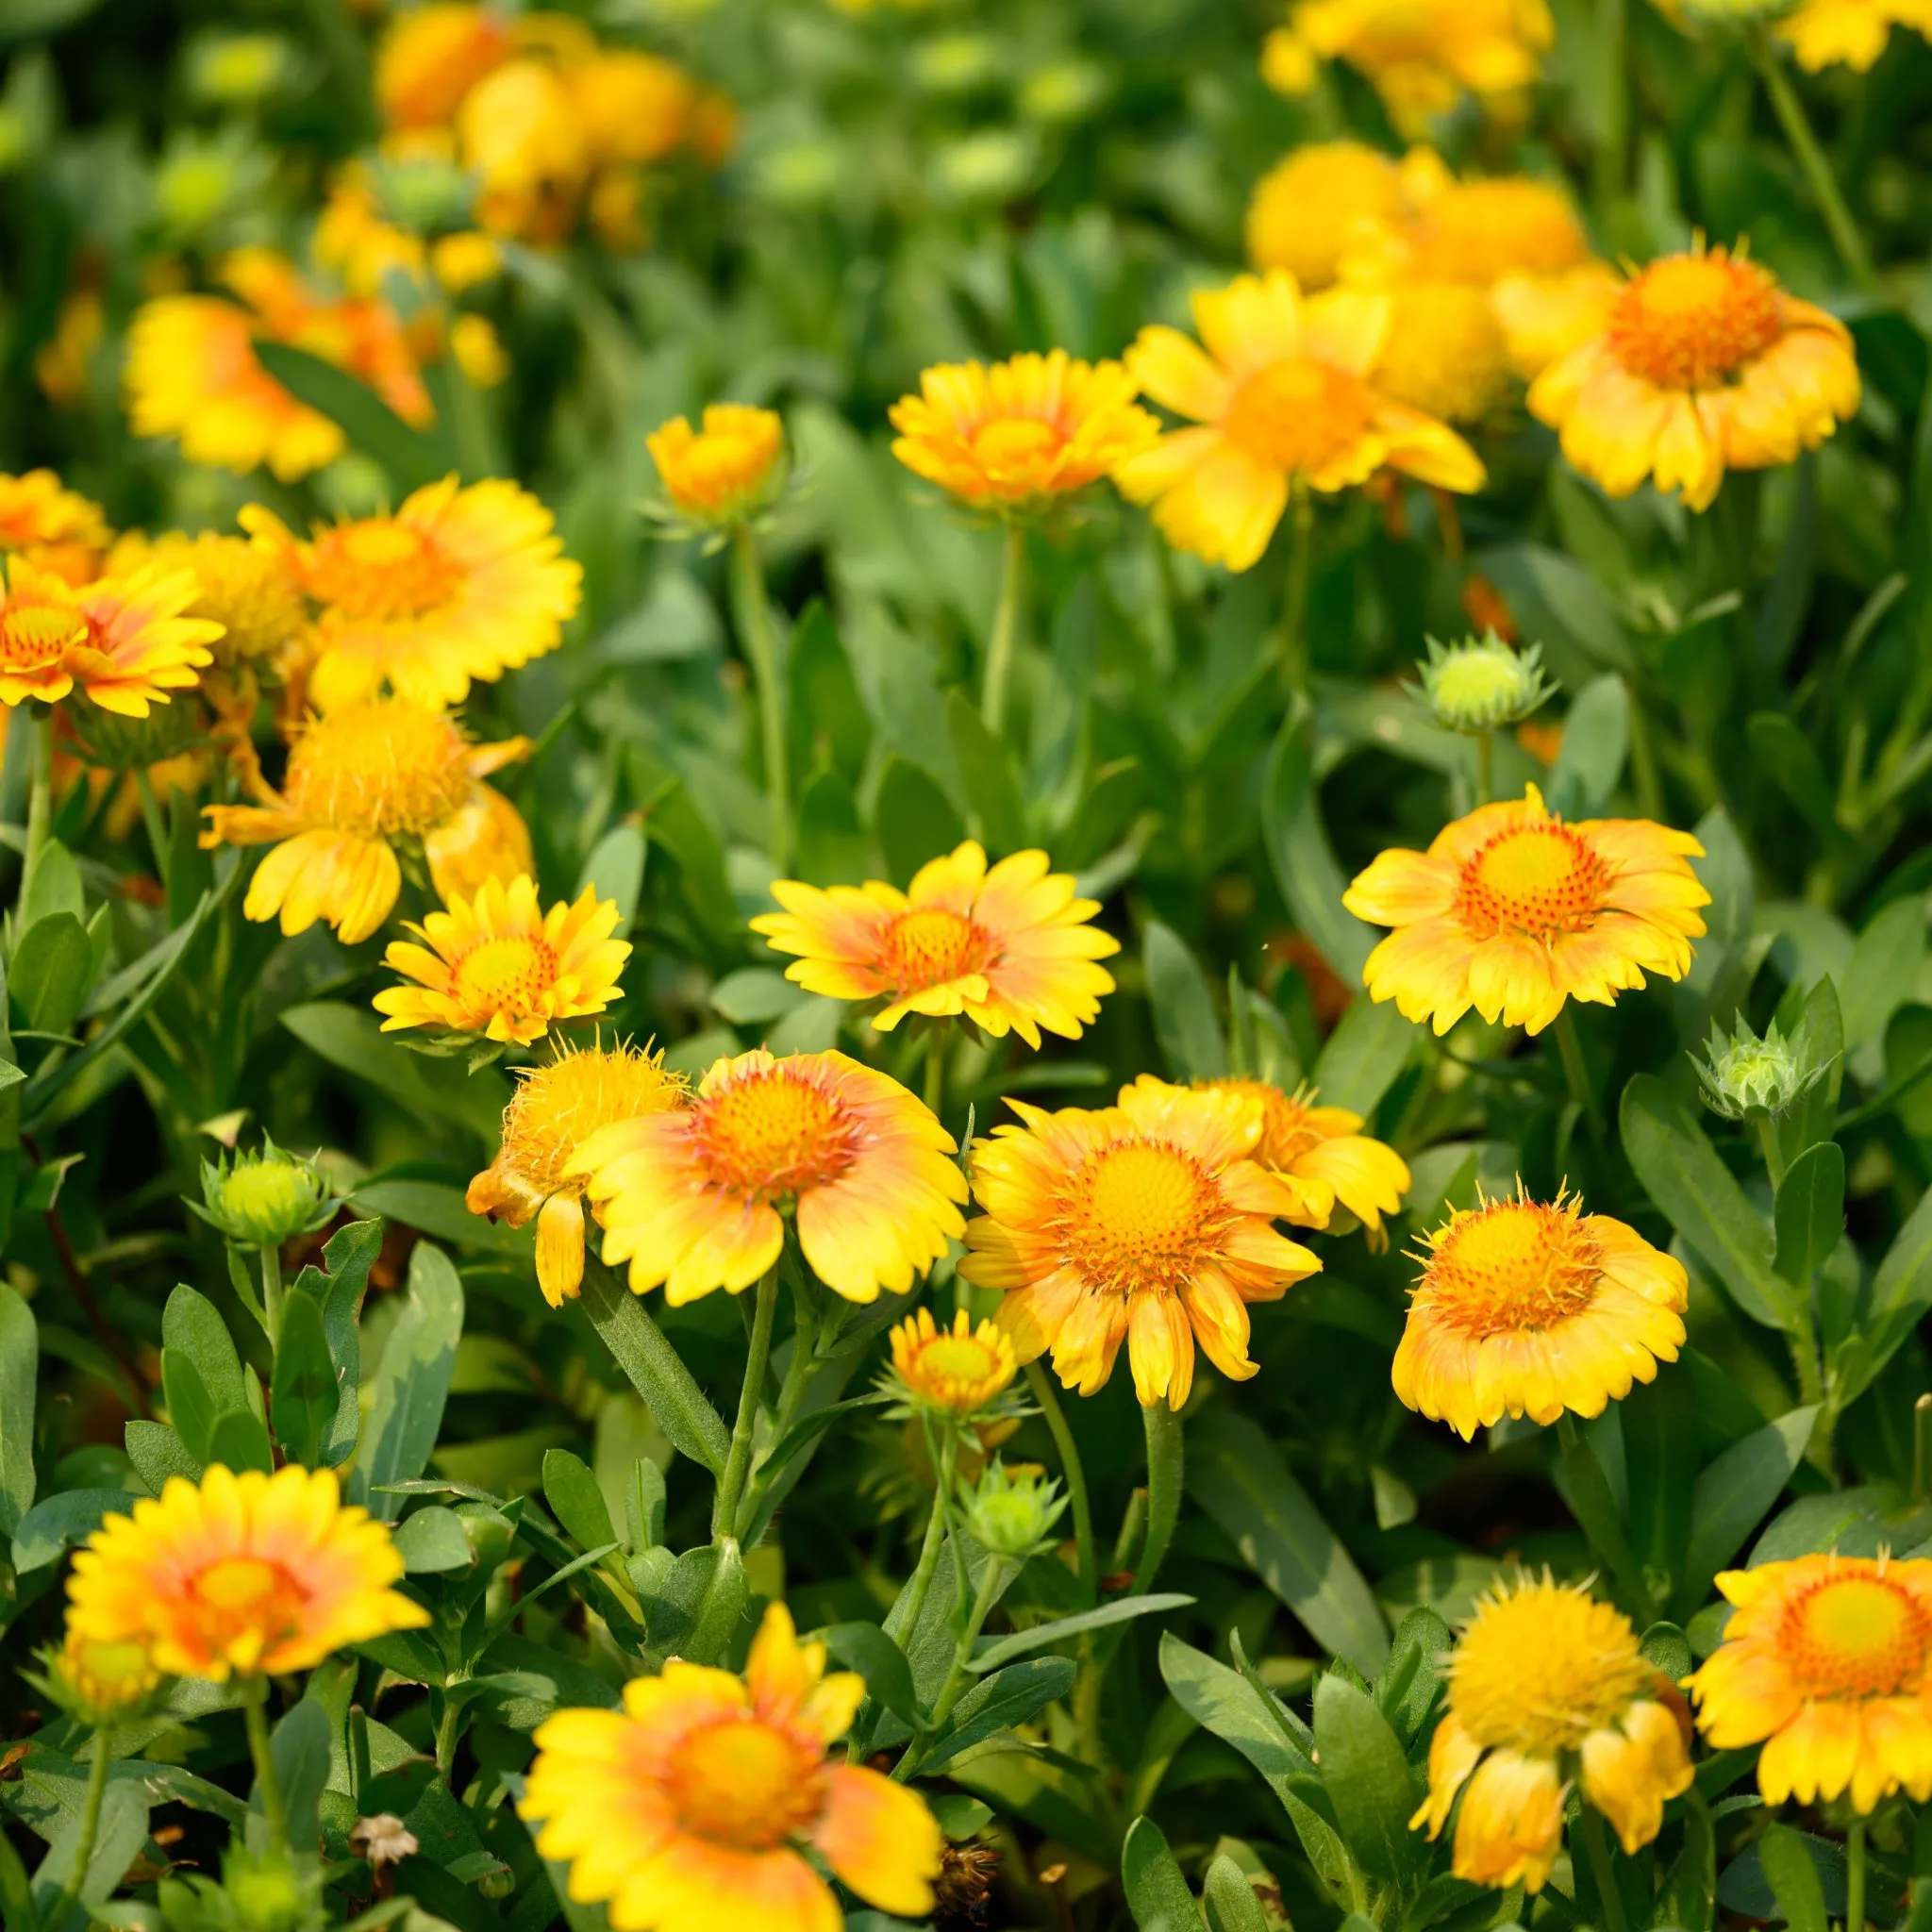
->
290;1219;380;1469
1122;1815;1199;1932
1778;976;1844;1168
1203;1857;1272;1932
9;1487;128;1572
1311;1672;1420;1884
1748;713;1839;839
348;1180;529;1257
1674;1408;1818;1620
281;1003;508;1147
969;1594;1194;1673
1378;1607;1452;1741
1557;1425;1653;1619
393;1506;475;1574
1657;1791;1716;1932
788;602;870;789
350;1242;464;1521
207;1408;275;1474
815;1624;918;1724
0;1281;35;1538
542;1448;618;1554
31;1782;148;1919
874;755;966;889
578;1260;729;1476
1759;1824;1828;1932
681;1536;748;1666
268;1696;333;1851
124;1420;201;1493
10;913;92;1038
793;768;868;887
1773;1141;1844;1285
946;690;1028;856
158;1350;218;1466
753;1393;889;1492
270;1290;339;1468
253;341;452;490
1624;1372;1699;1617
1309;996;1414;1117
20;841;82;927
162;1284;246;1414
1847;1181;1932;1404
1264;708;1375;983
1840;895;1926;1051
1143;922;1225;1080
575;824;647;941
1546;675;1629;817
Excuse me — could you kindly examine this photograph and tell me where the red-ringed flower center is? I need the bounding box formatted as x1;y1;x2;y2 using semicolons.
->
1060;1138;1226;1294
284;700;473;837
0;599;84;672
307;518;463;622
667;1718;821;1850
693;1067;858;1199
1225;357;1375;476
190;1556;305;1652
453;933;558;1014
1607;254;1783;391
879;907;997;993
1422;1200;1602;1340
968;415;1067;477
1782;1574;1931;1699
1456;823;1610;941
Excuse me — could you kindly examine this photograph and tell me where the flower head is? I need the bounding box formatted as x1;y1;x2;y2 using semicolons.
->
1368;281;1512;425
65;1464;428;1681
959;1076;1322;1409
1356;156;1591;289
1343;785;1709;1036
572;1049;967;1306
752;841;1119;1045
375;3;511;127
647;406;786;528
963;1461;1066;1557
1689;1554;1932;1810
117;530;305;668
1778;0;1932;70
1697;1014;1823;1120
1116;271;1483;574
350;1815;421;1871
47;1630;162;1724
1415;1574;1692;1890
576;50;697;167
524;1601;941;1931
1246;142;1405;291
193;1137;338;1249
1393;1189;1688;1439
1413;634;1557;734
886;1307;1020;1419
1192;1077;1410;1235
0;470;111;585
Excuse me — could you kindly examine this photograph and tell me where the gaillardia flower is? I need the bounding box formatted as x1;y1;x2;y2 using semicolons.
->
1689;1554;1932;1810
117;529;305;667
751;841;1119;1045
1193;1078;1410;1236
889;351;1160;511
193;1138;338;1250
647;405;785;526
1245;142;1406;291
1528;243;1859;511
469;1041;686;1307
201;696;532;944
1416;1574;1693;1890
1343;785;1709;1036
0;470;111;585
1393;1190;1688;1439
571;1049;967;1306
375;2;510;127
65;1465;427;1681
887;1307;1020;1418
1116;271;1483;573
51;1631;161;1724
523;1603;941;1932
959;1076;1322;1409
375;875;630;1044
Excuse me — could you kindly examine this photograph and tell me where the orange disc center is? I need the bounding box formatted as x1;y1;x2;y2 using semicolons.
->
1423;1201;1602;1339
968;415;1067;477
1783;1575;1929;1699
878;907;996;993
0;600;84;672
668;1717;819;1850
1456;824;1609;941
694;1066;858;1199
1224;357;1374;476
1607;255;1783;390
453;933;558;1013
308;519;461;622
1059;1138;1224;1294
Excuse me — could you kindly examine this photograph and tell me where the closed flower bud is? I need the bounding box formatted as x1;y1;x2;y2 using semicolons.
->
224;1846;321;1932
1697;1017;1819;1120
192;1137;338;1249
41;1632;161;1725
1413;632;1558;735
962;1460;1066;1557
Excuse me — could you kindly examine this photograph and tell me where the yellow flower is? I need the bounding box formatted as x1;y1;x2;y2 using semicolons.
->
889;1307;1019;1416
1246;142;1406;291
315;175;427;301
646;405;786;526
243;476;581;710
572;1049;967;1306
55;1630;161;1723
1528;244;1860;512
751;841;1119;1045
576;50;696;168
1356;154;1591;289
1779;0;1932;69
522;1602;941;1932
1116;272;1484;574
958;1076;1322;1409
888;351;1160;511
1343;785;1709;1036
451;314;510;389
200;696;532;945
1192;1077;1409;1235
460;58;588;244
375;2;511;128
1369;282;1512;425
1392;1190;1688;1439
1689;1555;1932;1810
114;530;306;668
470;1042;685;1307
1415;1574;1693;1890
1491;261;1624;379
431;231;503;294
65;1464;428;1682
0;471;111;586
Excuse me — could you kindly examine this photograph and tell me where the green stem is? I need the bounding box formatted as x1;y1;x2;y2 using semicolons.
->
1846;1817;1868;1932
894;1554;1001;1783
1578;1799;1630;1932
1593;0;1628;209
1626;698;1665;823
259;1243;284;1349
730;524;791;870
1552;1006;1607;1157
45;1724;110;1932
1279;481;1313;698
712;1266;779;1540
1136;1399;1184;1592
435;1687;464;1779
1755;1111;1788;1191
22;708;54;905
134;768;169;882
1474;730;1493;808
1024;1361;1094;1599
737;1277;819;1537
1750;32;1878;294
981;521;1025;736
243;1678;288;1850
924;1025;947;1122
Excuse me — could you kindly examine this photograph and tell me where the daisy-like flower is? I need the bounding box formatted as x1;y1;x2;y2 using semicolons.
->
751;841;1120;1045
1351;154;1591;290
0;561;223;717
65;1464;428;1682
958;1076;1322;1410
1193;1077;1410;1236
1246;142;1406;292
1342;785;1710;1036
523;1602;941;1932
1392;1189;1688;1439
469;1041;686;1307
111;529;305;668
1528;243;1860;512
200;695;531;945
375;2;510;127
1116;271;1484;574
0;470;111;586
1369;283;1514;425
1415;1574;1693;1890
1767;0;1932;72
1689;1554;1932;1810
887;1307;1020;1418
646;405;786;527
243;476;582;709
571;1049;967;1306
375;875;629;1045
889;351;1160;513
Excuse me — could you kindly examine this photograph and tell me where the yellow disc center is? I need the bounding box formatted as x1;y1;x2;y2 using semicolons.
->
1424;1201;1602;1340
1787;1576;1928;1698
1608;256;1783;390
1224;357;1374;477
879;907;995;992
309;519;461;622
695;1067;857;1199
1060;1139;1221;1294
1457;824;1608;941
969;416;1066;474
453;934;558;1013
669;1718;817;1849
284;701;472;836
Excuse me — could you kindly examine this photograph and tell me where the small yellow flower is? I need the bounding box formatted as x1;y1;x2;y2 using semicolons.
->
1393;1189;1688;1439
0;471;111;585
646;405;786;526
1193;1077;1409;1235
1415;1574;1693;1890
375;2;511;128
1689;1554;1932;1810
1246;142;1406;291
575;50;696;168
1369;282;1512;425
375;874;630;1045
430;231;503;294
889;1307;1019;1416
460;58;589;244
54;1630;161;1723
1355;154;1591;289
1343;784;1710;1036
1779;0;1932;70
112;529;306;668
65;1464;428;1682
522;1602;942;1932
450;313;510;390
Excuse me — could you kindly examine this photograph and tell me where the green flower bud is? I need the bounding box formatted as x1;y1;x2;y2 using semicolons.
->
224;1846;321;1932
914;35;1000;94
1019;58;1109;125
192;1138;337;1249
154;131;272;238
962;1461;1066;1557
367;154;477;233
1412;632;1558;735
187;32;295;105
1696;1017;1820;1120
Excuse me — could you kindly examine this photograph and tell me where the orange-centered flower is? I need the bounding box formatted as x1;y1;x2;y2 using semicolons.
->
375;2;511;127
889;1307;1020;1417
751;841;1120;1045
1193;1077;1410;1235
522;1602;941;1932
201;696;531;944
571;1049;968;1306
1689;1555;1932;1811
1393;1190;1688;1440
1343;785;1709;1036
1416;1574;1692;1892
469;1041;686;1307
65;1464;428;1681
959;1076;1321;1410
1528;244;1859;512
1246;142;1407;291
1116;271;1484;573
0;470;111;586
889;351;1160;511
647;405;785;525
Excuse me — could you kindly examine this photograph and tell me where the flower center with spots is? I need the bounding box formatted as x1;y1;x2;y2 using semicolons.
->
668;1718;820;1850
1451;1584;1653;1752
1608;254;1783;390
1783;1574;1930;1699
1422;1200;1602;1340
969;416;1067;478
307;519;462;621
1059;1138;1226;1295
283;699;474;837
879;907;997;994
1224;358;1375;476
452;934;558;1016
694;1066;858;1199
190;1556;304;1657
1456;823;1610;941
0;599;84;673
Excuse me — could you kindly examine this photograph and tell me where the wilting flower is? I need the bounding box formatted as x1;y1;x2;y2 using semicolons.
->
572;1049;967;1306
1246;142;1406;291
646;405;786;527
886;1307;1021;1419
1116;271;1483;573
375;2;511;127
0;562;222;717
0;470;112;585
1415;1574;1693;1890
1393;1189;1689;1439
1343;785;1709;1036
65;1465;428;1681
469;1041;686;1307
350;1815;420;1871
1413;634;1557;735
201;696;531;944
523;1603;941;1932
1528;243;1860;512
752;841;1119;1044
1689;1555;1932;1810
959;1077;1321;1409
193;1138;338;1249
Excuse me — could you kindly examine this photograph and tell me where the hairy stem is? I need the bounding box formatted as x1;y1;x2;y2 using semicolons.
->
1025;1361;1094;1598
22;708;54;905
244;1678;288;1849
1750;33;1877;294
1137;1399;1184;1592
45;1724;111;1932
712;1266;778;1540
730;523;791;870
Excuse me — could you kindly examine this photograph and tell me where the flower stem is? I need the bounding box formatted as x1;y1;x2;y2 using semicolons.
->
45;1724;111;1932
982;521;1026;736
134;768;170;882
712;1265;778;1540
1024;1361;1094;1599
1749;32;1878;294
1847;1817;1868;1932
894;1553;1001;1782
1592;0;1628;208
1137;1399;1184;1591
1755;1111;1788;1191
1279;481;1314;699
1474;730;1493;808
1578;1800;1630;1932
1552;1007;1607;1158
730;523;791;870
259;1243;285;1349
737;1275;819;1538
243;1677;289;1850
22;708;54;905
924;1025;947;1121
